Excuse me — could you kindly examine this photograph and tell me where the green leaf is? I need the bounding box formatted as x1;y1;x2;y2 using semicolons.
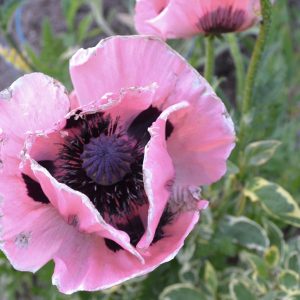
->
230;280;257;300
244;140;281;167
179;261;200;284
227;160;239;175
240;252;269;279
77;15;93;43
286;252;300;274
0;0;24;30
159;284;206;300
263;219;284;261
264;245;280;267
245;177;300;227
204;261;218;294
61;0;83;30
287;292;300;300
278;270;300;292
24;19;70;87
260;292;280;300
137;262;180;300
220;216;269;251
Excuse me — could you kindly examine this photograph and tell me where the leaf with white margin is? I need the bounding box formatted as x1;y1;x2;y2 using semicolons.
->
263;219;284;262
204;261;218;295
264;245;280;267
245;177;300;227
244;140;281;167
220;216;269;251
240;251;269;279
229;280;257;300
260;291;280;300
159;283;207;300
286;251;300;274
287;292;300;300
278;270;300;292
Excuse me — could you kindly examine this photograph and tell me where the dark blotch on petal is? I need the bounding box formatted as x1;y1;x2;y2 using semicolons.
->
152;208;174;244
198;6;246;34
22;174;50;204
105;209;174;252
104;238;122;252
105;216;145;252
128;106;174;144
38;160;56;175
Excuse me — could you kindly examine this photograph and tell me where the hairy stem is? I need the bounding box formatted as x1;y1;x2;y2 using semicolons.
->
226;33;245;107
239;0;272;146
237;0;272;214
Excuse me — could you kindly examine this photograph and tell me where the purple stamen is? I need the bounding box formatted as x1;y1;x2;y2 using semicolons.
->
81;134;134;186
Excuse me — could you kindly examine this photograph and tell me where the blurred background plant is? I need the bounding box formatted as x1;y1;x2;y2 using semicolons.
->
0;0;299;299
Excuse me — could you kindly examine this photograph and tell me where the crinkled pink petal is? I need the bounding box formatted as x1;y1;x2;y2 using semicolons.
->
26;130;66;163
0;131;21;175
138;101;189;250
23;157;143;262
0;73;69;139
69;90;80;110
69;36;187;107
167;92;235;186
0;175;68;272
145;0;200;38
51;201;208;294
0;73;70;170
69;36;230;115
67;84;157;128
146;60;235;186
134;0;171;36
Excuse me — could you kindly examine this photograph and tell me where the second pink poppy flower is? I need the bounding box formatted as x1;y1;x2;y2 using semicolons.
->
135;0;265;39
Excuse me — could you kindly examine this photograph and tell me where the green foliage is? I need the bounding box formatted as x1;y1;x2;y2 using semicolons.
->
245;177;300;226
0;0;299;299
220;215;269;251
25;19;70;86
0;0;24;31
159;284;206;300
243;140;281;167
230;280;257;300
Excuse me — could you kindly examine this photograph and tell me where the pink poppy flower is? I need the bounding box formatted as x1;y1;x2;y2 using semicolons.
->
135;0;264;39
0;36;235;294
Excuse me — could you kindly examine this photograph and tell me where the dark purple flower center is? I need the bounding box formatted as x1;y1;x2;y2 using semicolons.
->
81;134;134;186
22;107;175;252
198;6;246;34
55;113;146;217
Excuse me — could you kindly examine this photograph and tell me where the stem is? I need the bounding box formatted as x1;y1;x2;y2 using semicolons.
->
239;0;272;146
237;193;247;216
226;33;245;107
204;35;215;84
